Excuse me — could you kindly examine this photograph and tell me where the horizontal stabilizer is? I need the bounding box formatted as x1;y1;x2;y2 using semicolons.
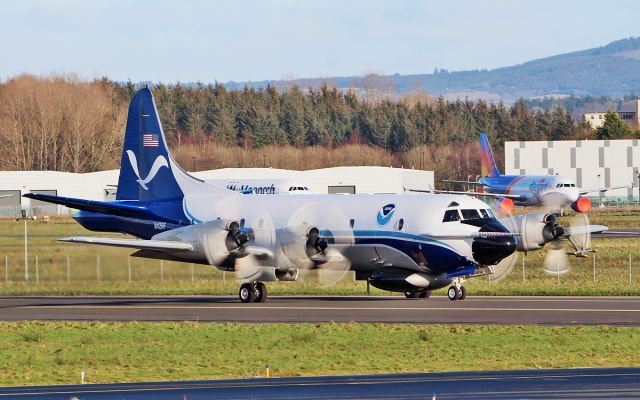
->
24;193;149;217
59;236;194;252
441;180;483;185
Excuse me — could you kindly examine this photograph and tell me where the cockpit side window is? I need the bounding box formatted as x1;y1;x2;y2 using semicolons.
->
479;209;489;218
461;209;481;220
486;209;496;219
442;209;461;222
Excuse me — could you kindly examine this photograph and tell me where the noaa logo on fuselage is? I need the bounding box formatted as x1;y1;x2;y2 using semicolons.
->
376;203;396;225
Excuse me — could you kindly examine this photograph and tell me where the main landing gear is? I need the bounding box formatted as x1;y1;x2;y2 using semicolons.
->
404;290;431;299
447;284;467;301
239;281;268;303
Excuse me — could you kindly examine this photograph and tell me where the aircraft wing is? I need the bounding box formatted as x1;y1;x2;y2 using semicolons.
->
579;185;633;195
407;188;522;199
59;236;194;252
561;225;608;237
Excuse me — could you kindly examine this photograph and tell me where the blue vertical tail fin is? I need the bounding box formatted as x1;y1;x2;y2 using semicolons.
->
479;132;501;178
116;88;183;201
116;88;232;204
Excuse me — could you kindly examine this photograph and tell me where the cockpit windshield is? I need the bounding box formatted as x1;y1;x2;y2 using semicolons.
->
442;209;461;222
461;209;481;220
443;208;495;222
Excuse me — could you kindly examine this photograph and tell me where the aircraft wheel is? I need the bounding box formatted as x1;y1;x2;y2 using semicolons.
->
458;286;467;300
419;291;431;299
404;291;420;299
447;286;459;301
255;282;268;303
239;283;256;303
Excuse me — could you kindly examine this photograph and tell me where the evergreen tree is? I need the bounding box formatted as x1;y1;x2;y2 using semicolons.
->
387;105;416;152
595;111;631;139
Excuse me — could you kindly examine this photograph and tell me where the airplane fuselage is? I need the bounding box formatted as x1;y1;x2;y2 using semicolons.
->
75;193;508;278
480;174;579;207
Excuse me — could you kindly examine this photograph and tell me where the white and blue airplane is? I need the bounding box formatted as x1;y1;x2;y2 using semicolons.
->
25;89;592;303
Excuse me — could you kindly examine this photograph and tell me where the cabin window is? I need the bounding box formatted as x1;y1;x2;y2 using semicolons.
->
442;209;461;222
479;209;489;219
461;209;481;220
397;218;404;231
486;209;496;219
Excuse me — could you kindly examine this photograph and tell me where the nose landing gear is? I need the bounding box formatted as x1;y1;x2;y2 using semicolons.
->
447;279;467;301
239;281;268;303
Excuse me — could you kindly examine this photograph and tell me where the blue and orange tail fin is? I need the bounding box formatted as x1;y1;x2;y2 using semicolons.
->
479;132;501;178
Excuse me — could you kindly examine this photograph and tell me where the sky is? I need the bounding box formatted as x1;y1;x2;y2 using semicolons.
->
2;0;640;83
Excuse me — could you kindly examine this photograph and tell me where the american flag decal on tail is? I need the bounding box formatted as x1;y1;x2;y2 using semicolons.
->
143;134;159;147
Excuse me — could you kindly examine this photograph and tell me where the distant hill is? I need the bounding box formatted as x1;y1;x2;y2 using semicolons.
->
225;37;640;101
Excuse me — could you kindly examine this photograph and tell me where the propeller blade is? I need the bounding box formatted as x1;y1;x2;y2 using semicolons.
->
543;241;570;275
489;252;517;283
317;247;352;287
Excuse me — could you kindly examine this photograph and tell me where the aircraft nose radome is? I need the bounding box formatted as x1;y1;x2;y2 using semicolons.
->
471;220;517;265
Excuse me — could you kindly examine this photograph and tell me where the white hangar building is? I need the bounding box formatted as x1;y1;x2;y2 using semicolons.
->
194;166;433;196
0;166;433;217
505;139;639;199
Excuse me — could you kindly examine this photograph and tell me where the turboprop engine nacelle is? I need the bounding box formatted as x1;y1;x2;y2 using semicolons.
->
152;220;248;266
279;226;329;268
571;197;592;213
500;212;564;252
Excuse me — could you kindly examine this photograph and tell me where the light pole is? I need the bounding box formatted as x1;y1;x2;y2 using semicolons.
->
597;173;603;207
16;209;34;281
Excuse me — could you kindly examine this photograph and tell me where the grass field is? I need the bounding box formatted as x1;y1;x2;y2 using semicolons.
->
0;322;639;386
0;208;639;296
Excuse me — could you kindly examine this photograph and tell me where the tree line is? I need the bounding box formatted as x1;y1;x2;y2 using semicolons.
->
0;74;619;177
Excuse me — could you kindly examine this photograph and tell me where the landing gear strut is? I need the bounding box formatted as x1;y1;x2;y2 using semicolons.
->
447;279;467;301
239;282;268;303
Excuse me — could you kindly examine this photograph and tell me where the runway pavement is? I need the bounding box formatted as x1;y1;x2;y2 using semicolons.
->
1;368;639;399
1;295;639;325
